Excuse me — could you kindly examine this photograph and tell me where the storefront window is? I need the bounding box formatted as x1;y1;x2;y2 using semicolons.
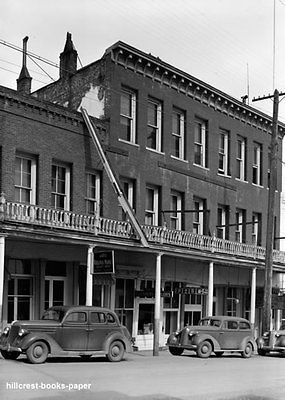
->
163;281;180;308
226;287;238;316
115;278;134;334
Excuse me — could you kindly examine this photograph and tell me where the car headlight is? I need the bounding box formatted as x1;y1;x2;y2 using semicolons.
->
3;326;10;336
188;330;197;337
18;328;28;337
263;332;269;337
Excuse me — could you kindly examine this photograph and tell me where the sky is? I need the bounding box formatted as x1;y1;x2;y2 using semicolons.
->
0;0;285;121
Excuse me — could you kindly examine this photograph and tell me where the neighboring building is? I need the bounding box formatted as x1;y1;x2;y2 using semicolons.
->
1;33;285;350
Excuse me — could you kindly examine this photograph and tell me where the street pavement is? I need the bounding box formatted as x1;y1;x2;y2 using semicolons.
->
0;349;285;400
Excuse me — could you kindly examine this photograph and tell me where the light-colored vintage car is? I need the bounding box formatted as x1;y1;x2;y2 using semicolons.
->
166;315;255;358
0;305;133;364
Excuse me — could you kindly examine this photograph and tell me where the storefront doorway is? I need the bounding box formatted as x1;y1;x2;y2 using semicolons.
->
44;277;67;309
134;299;155;350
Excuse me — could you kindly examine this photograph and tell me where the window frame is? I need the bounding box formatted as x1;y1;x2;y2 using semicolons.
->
236;135;247;181
217;204;229;240
194;118;208;168
15;153;37;205
218;129;230;176
147;97;162;152
119;87;137;144
85;172;101;216
193;197;207;235
252;142;262;186
171;108;185;160
170;190;183;230
235;208;246;243
145;185;159;226
51;162;71;211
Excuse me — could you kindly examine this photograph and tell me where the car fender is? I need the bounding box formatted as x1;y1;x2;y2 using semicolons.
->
18;332;64;354
193;333;221;350
103;332;131;354
240;336;256;351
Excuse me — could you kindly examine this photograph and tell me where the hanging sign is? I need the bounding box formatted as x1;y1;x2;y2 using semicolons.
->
92;251;115;274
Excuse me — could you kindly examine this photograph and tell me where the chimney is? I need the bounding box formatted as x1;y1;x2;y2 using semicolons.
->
59;32;77;79
17;36;32;94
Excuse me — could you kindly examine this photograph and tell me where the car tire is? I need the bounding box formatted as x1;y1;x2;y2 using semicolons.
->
197;341;212;358
214;351;224;357
257;348;267;356
241;342;253;358
26;341;49;364
169;346;184;356
106;340;124;362
1;350;20;360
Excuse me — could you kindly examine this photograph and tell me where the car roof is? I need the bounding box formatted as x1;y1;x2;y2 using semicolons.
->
47;305;115;314
201;316;250;323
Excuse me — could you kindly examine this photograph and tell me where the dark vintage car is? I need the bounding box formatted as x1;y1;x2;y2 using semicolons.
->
256;323;285;356
0;305;133;364
166;316;255;358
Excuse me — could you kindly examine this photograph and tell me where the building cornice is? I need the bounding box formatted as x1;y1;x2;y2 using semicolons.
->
106;41;285;136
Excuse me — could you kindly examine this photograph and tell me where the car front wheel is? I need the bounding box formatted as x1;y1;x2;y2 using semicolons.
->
197;341;212;358
26;341;48;364
106;340;124;362
169;346;184;356
241;342;253;358
1;350;20;360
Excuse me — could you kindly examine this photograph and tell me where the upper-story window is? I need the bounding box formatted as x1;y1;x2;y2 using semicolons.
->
85;172;100;215
217;204;229;240
170;190;183;230
145;185;159;226
235;208;246;243
147;98;162;152
218;129;230;176
252;212;262;246
172;108;185;160
15;154;37;204
193;197;207;235
236;135;247;181
121;177;135;221
51;162;70;210
120;87;137;144
194;118;208;168
252;142;262;186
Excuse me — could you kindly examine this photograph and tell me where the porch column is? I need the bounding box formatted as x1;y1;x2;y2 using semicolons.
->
0;236;5;327
207;262;214;316
153;252;163;356
86;245;94;306
250;267;256;326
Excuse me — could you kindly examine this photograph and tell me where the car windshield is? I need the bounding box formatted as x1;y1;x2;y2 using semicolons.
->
199;319;221;327
42;309;64;322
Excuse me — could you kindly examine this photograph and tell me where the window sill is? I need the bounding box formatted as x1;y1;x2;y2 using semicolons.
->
170;155;188;164
146;147;165;155
118;138;140;148
193;163;209;171
252;183;264;189
235;178;248;184
217;172;232;179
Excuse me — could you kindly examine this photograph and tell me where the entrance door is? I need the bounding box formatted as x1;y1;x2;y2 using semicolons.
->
135;301;155;350
8;277;33;322
45;277;67;310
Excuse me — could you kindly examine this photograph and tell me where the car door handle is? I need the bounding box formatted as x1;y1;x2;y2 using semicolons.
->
220;332;224;334
86;328;95;332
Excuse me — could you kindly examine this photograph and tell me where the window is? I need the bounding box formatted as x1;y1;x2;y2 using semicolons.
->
252;142;262;185
15;154;37;204
194;118;208;168
226;287;238;316
147;98;162;152
170;191;183;230
235;209;246;243
51;163;70;210
90;312;106;324
145;186;159;225
193;197;207;235
252;212;262;246
218;129;230;175
86;172;100;215
115;278;134;334
65;312;87;323
236;136;246;181
217;204;229;239
120;87;137;143
172;108;185;159
120;178;135;221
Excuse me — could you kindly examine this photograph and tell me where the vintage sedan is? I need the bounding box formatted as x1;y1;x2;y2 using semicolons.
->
256;323;285;356
0;305;133;364
166;316;255;358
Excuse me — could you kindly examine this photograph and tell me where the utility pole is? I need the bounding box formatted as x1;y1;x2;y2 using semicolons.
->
253;89;280;333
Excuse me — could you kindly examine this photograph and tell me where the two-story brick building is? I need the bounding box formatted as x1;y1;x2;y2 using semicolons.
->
1;33;285;350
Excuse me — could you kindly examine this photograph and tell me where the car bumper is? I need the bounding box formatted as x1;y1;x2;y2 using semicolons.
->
0;343;22;353
261;345;285;352
167;343;197;350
